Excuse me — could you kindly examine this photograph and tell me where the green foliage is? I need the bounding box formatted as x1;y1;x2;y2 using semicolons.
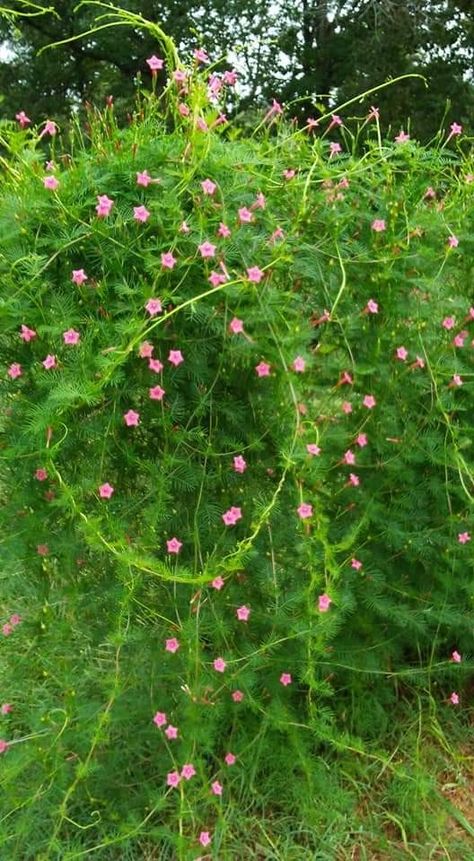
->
0;28;473;859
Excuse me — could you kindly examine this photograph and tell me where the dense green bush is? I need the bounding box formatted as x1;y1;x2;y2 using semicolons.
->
0;15;473;859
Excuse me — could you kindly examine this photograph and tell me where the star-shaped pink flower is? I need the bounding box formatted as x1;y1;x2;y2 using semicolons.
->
20;324;36;342
247;266;264;283
198;241;216;258
356;433;368;447
199;832;211;848
136;170;152;186
181;763;196;780
307;444;321;456
167;770;181;788
297;502;313;519
225;752;236;766
168;350;184;366
134;205;150;223
42;355;56;370
395;346;408;361
95;194;114;217
16;110;31;127
43;175;59;190
161;251;177;269
351;558;362;570
99;483;114;499
63;329;80;345
153;711;167;727
318;593;332;612
366;299;378;314
448;234;459;248
35;468;48;481
218;222;231;237
236;605;250;622
209;271;227;286
292;356;306;372
146;55;164;71
371;219;386;232
149;358;164;373
256;361;270;377
238;207;253;223
165;637;180;653
343;450;355;465
229;317;244;334
395;130;410;143
211;780;223;796
139;341;154;358
233;455;247;473
213;657;226;672
280;672;292;686
450;692;459;705
165;724;178;739
363;394;376;409
7;363;22;380
201;178;216;195
166;537;182;554
124;410;140;427
458;532;471;544
451;650;461;663
222;506;242;526
145;298;162;316
149;385;165;401
212;576;224;590
232;690;244;702
71;269;88;285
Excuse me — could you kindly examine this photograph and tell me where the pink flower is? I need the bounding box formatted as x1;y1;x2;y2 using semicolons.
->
453;332;467;348
99;483;114;499
35;468;48;481
198;241;216;258
255;362;270;377
212;576;224;590
10;614;21;626
199;832;211;848
363;395;376;409
146;55;164;72
348;473;360;486
196;117;209;132
351;558;363;570
168;350;184;367
71;268;87;285
40;120;57;137
365;299;378;314
395;346;408;361
194;47;209;64
201;178;216;195
0;740;9;754
37;544;49;556
16;110;31;127
449;692;459;705
145;298;162;316
7;363;22;380
395;130;410;143
292;356;306;372
283;169;296;180
450;374;463;387
371;219;386;232
211;780;223;796
449;122;462;137
181;763;196;780
307;444;321;456
343;450;355;465
232;690;244;702
280;672;292;686
329;142;341;156
442;316;455;330
134;205;150;223
339;371;353;385
20;324;36;342
270;226;285;242
1;703;12;715
166;771;181;788
342;402;352;414
2;624;13;637
223;69;238;85
367;106;379;120
165;637;180;653
236;605;250;622
247;266;264;283
356;433;368;448
229;317;244;334
297;502;313;519
139;341;154;358
178;102;190;117
238;207;253;224
96;194;114;217
165;725;178;739
225;752;236;766
179;220;190;233
424;186;436;199
213;657;226;673
451;650;461;663
124;410;140;427
222;506;242;526
174;70;187;84
42;355;56;370
318;593;332;612
166;537;182;554
448;234;459;248
458;532;470;544
233;455;247;473
63;329;80;345
161;251;176;269
43;175;59;190
153;711;167;727
412;356;425;369
147;360;163;377
149;385;165;401
218;222;231;238
136;170;152;187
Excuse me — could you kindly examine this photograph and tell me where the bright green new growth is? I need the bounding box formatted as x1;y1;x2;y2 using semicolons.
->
0;16;473;860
